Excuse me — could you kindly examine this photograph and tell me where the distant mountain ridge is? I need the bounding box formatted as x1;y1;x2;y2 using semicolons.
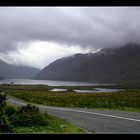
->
0;60;40;79
36;43;140;85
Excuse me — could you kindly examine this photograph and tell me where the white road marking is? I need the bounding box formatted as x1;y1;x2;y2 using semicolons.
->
8;97;140;122
38;105;140;122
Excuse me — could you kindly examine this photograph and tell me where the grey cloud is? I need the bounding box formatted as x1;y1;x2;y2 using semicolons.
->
0;7;140;53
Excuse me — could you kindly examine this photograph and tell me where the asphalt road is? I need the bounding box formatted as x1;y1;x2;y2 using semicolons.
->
7;96;140;134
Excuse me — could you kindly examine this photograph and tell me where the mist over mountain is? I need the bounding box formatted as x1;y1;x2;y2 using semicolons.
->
36;43;140;85
0;75;4;80
0;60;40;79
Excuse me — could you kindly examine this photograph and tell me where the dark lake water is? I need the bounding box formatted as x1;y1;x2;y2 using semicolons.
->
0;79;113;86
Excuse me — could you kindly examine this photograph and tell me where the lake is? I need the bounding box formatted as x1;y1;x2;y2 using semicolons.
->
51;88;124;93
74;88;124;93
0;79;114;86
0;79;122;93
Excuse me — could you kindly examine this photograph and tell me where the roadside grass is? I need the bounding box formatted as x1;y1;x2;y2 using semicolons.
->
13;115;87;134
2;84;140;112
1;101;87;134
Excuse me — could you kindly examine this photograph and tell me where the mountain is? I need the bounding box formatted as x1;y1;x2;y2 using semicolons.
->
0;75;4;80
0;60;40;79
36;43;140;85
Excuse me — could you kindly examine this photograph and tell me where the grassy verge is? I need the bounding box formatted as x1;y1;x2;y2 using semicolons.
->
13;115;87;134
1;101;87;134
1;84;140;112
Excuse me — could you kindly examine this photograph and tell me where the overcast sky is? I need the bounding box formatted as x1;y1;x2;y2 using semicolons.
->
0;7;140;69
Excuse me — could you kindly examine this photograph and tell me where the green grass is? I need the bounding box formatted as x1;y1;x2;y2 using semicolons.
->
3;102;87;134
13;115;87;134
1;84;140;112
0;84;52;91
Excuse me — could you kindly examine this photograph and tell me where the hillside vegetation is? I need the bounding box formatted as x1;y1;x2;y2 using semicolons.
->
2;84;140;112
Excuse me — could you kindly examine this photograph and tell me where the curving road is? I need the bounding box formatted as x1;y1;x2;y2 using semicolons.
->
7;96;140;134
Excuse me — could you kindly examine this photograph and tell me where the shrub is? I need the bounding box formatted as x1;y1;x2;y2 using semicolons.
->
4;105;18;117
0;114;14;133
10;112;48;127
0;92;14;133
0;91;6;114
66;89;73;92
18;104;39;114
10;104;48;127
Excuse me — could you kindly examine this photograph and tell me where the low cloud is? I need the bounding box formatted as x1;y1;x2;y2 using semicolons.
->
0;7;140;68
0;41;91;69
